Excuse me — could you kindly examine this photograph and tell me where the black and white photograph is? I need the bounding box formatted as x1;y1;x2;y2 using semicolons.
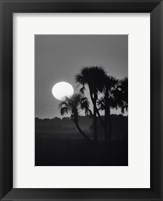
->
35;35;128;166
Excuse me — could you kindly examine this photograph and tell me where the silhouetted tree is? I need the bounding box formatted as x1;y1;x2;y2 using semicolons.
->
115;77;128;113
75;66;106;141
98;76;119;142
58;94;91;141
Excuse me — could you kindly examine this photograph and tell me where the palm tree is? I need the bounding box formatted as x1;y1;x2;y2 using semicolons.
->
75;66;106;141
58;94;91;141
115;77;128;113
98;76;119;142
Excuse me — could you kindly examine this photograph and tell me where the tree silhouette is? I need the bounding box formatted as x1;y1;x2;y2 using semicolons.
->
75;66;106;141
58;94;91;141
97;76;119;142
115;77;128;113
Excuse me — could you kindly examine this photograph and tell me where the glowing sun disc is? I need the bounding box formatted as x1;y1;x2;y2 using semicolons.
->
52;81;74;101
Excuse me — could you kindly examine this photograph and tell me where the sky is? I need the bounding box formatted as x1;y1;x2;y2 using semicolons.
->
35;35;128;118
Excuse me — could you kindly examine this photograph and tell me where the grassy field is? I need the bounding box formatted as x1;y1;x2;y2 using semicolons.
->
35;132;128;166
35;115;128;166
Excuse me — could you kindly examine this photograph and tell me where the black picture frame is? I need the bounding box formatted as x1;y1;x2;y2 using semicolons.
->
0;0;163;200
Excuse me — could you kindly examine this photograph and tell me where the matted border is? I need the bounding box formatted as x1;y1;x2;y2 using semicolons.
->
13;13;150;189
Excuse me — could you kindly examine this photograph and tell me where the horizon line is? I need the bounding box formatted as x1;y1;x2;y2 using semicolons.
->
35;114;128;120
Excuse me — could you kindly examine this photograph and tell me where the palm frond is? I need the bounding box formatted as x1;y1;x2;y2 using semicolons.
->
105;76;119;91
80;97;89;110
58;101;69;109
58;100;71;116
75;74;85;85
79;86;85;94
60;107;68;116
75;66;107;93
97;97;105;111
85;109;93;117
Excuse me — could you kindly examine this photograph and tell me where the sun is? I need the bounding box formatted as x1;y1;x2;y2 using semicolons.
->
52;81;74;101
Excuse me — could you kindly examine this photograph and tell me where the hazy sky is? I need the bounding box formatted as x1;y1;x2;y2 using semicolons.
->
35;35;128;118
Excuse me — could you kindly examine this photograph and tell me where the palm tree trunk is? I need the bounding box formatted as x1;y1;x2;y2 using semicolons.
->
75;123;91;141
104;90;109;142
89;90;97;142
96;109;104;126
108;108;111;142
93;100;97;142
73;109;91;142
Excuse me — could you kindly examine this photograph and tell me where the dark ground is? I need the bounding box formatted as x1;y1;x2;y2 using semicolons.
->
35;115;128;166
